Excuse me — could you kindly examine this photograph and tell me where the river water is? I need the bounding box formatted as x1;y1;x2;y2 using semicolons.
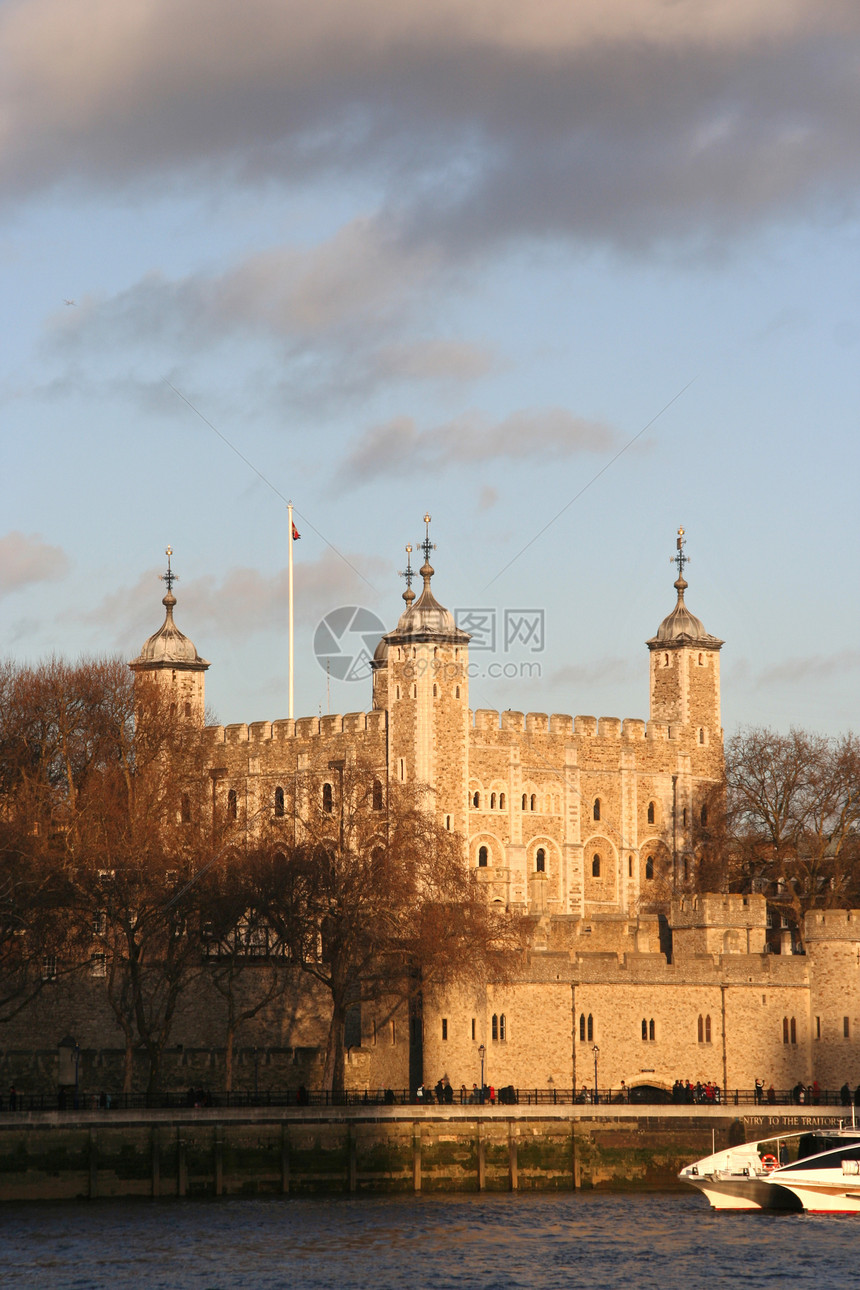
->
0;1192;855;1290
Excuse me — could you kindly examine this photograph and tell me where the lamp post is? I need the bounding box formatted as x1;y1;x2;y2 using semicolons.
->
478;1043;486;1104
592;1044;599;1105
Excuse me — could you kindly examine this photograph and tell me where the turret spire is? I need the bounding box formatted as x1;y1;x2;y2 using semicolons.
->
418;512;436;588
399;543;416;608
160;545;178;597
648;527;721;646
673;526;689;589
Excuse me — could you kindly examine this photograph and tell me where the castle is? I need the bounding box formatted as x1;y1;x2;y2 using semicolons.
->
124;522;860;1097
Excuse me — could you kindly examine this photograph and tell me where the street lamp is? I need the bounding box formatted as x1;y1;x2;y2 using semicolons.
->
478;1043;486;1103
592;1044;599;1105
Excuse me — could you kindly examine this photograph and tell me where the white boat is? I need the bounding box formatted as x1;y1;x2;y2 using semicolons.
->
766;1137;860;1213
680;1127;860;1211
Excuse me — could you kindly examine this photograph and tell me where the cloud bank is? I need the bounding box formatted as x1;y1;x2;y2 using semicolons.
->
0;532;69;597
3;1;860;250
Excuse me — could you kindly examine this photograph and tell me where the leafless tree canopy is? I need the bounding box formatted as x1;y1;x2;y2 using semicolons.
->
725;726;860;934
0;658;524;1092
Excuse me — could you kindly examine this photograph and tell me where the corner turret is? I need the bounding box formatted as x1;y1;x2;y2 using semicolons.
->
129;547;209;724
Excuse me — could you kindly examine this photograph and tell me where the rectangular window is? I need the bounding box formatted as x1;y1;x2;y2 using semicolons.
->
390;1020;396;1045
471;1018;476;1041
442;1018;448;1041
41;955;57;981
845;1016;850;1039
815;1016;821;1040
91;953;106;978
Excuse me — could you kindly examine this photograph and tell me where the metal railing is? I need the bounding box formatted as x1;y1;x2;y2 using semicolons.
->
0;1086;856;1114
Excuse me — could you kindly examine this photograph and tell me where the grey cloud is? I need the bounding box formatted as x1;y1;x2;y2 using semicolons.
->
40;221;494;411
2;2;860;250
758;650;860;686
78;550;392;652
0;531;69;596
339;407;616;483
551;659;637;687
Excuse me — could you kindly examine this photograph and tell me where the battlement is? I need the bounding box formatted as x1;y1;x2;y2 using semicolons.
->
469;711;655;739
803;909;860;942
672;893;767;931
204;710;387;745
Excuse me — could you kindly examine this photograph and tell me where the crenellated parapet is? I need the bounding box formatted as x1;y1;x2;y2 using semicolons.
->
204;710;387;745
469;711;674;741
803;909;860;943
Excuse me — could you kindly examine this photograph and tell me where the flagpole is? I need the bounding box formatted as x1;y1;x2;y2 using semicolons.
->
288;500;294;720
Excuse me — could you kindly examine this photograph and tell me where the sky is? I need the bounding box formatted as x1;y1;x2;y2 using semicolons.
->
2;0;860;739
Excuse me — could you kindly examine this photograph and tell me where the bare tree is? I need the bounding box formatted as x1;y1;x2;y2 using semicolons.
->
726;726;860;934
199;855;293;1093
250;766;524;1093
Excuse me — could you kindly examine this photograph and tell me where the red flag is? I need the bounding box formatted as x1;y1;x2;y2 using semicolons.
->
291;521;301;541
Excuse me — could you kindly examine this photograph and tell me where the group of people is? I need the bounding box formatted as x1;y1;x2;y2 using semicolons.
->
672;1078;722;1104
415;1077;506;1105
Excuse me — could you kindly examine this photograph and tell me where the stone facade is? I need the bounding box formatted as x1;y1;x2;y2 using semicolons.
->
7;526;854;1102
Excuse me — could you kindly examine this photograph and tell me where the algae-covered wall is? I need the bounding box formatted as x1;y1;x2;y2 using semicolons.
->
0;1106;847;1203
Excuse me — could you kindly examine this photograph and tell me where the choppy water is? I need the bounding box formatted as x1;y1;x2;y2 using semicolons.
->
0;1192;856;1290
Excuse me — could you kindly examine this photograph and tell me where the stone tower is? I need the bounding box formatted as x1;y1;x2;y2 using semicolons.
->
647;527;723;743
129;547;209;724
372;516;471;835
646;529;724;885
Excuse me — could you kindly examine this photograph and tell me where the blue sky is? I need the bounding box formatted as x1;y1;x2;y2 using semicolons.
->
2;0;859;738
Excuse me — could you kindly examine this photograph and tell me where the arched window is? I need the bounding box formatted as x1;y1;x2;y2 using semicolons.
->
473;791;480;809
322;782;333;813
642;1018;648;1041
628;856;633;877
705;1015;711;1043
490;793;496;809
645;856;654;880
698;653;704;665
530;794;537;811
499;1014;506;1042
478;846;488;868
790;1017;797;1044
184;701;192;718
579;1013;586;1041
697;1014;703;1043
783;1016;789;1044
522;794;528;811
455;686;460;698
649;1019;655;1041
372;779;383;811
492;1014;498;1041
227;789;237;820
698;728;705;745
587;1014;593;1042
180;793;191;824
593;798;601;821
499;793;506;810
274;786;285;817
536;847;546;873
647;801;655;825
432;684;438;697
591;854;600;878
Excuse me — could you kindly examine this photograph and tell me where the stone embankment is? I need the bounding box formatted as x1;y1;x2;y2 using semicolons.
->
0;1105;849;1201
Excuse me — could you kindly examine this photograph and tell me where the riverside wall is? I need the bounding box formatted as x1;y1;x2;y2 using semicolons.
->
0;1105;849;1202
